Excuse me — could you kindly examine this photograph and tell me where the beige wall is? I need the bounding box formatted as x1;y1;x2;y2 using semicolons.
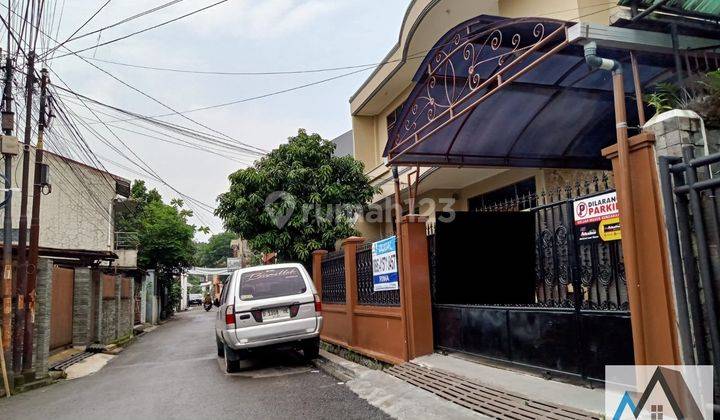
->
2;150;120;252
499;0;618;23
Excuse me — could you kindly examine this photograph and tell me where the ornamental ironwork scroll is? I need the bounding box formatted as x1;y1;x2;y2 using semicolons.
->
387;19;567;160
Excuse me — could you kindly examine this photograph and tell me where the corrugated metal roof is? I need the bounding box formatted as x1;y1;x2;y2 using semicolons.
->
618;0;720;17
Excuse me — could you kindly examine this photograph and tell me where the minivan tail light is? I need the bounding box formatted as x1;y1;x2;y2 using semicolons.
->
225;305;236;328
314;294;322;313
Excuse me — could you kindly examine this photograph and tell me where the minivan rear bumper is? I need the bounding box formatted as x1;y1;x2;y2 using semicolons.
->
223;316;323;350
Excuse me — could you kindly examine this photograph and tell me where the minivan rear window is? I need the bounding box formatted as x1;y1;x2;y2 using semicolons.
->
238;267;307;301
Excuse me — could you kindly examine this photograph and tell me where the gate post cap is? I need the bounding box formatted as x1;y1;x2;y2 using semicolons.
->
312;250;329;256
602;132;655;158
342;236;365;245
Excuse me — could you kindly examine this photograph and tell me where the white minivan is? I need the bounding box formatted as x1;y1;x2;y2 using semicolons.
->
214;263;322;373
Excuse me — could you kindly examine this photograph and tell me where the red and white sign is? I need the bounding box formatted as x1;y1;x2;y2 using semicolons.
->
573;191;618;225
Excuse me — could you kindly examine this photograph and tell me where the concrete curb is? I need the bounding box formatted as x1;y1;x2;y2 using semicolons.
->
312;350;359;382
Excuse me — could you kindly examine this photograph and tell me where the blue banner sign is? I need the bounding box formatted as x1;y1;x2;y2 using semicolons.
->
372;236;399;291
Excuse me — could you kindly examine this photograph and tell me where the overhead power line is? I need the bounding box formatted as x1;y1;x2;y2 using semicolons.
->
0;8;270;156
82;56;394;76
48;0;112;55
57;65;376;125
44;0;185;57
51;0;229;59
52;84;267;157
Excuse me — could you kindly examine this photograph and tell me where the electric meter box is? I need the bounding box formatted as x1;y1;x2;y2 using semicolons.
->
0;135;19;155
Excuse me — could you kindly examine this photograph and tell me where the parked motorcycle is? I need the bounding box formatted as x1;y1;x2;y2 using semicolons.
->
203;294;213;311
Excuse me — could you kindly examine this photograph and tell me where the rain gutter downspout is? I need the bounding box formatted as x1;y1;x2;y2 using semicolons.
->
584;42;648;365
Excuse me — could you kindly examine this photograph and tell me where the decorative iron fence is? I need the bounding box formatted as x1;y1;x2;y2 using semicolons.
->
321;250;346;304
659;147;720;401
428;175;628;311
356;242;401;306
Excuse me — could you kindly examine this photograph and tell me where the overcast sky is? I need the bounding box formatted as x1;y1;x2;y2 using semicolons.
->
35;0;409;241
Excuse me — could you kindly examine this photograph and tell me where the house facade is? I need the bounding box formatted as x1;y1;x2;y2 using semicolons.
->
350;0;622;241
315;0;719;388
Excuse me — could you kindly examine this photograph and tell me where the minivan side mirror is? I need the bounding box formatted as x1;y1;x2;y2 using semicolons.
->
213;298;220;307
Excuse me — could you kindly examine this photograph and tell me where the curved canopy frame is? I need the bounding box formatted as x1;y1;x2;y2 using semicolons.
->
384;15;708;169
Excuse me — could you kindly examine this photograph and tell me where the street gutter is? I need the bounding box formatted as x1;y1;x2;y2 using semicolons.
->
313;349;483;419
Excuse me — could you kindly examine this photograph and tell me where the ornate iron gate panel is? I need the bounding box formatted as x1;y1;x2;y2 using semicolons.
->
428;185;633;381
321;250;346;304
356;242;400;306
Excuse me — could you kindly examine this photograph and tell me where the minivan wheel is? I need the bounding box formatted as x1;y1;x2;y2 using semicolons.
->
302;337;320;360
223;344;240;373
216;336;224;357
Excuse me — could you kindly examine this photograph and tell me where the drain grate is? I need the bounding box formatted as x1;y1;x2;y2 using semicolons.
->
385;363;600;420
49;351;95;371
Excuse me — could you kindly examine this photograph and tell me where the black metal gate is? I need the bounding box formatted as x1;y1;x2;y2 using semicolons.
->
659;147;720;402
428;182;634;381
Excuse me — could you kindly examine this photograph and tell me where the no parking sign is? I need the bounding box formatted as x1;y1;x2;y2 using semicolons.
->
573;191;621;242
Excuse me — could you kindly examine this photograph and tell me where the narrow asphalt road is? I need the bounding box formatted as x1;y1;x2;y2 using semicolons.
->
0;307;389;420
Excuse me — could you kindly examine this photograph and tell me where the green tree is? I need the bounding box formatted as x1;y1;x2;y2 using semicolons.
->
116;180;197;317
194;231;237;267
137;200;195;273
215;129;375;264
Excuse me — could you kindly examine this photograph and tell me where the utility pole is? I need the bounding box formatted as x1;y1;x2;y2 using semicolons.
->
1;52;15;376
23;68;48;372
12;51;34;376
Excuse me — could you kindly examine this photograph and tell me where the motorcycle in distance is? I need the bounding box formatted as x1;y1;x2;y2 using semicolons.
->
203;293;213;312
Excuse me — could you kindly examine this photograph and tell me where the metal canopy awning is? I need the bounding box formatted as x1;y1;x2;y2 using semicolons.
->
384;15;720;169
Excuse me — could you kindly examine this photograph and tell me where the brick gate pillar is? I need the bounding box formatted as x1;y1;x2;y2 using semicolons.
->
602;133;681;366
398;216;433;359
72;267;92;347
33;258;52;378
645;113;718;365
311;250;327;294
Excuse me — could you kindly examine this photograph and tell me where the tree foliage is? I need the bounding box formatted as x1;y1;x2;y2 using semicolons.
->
194;231;237;268
215;129;375;263
116;180;197;316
